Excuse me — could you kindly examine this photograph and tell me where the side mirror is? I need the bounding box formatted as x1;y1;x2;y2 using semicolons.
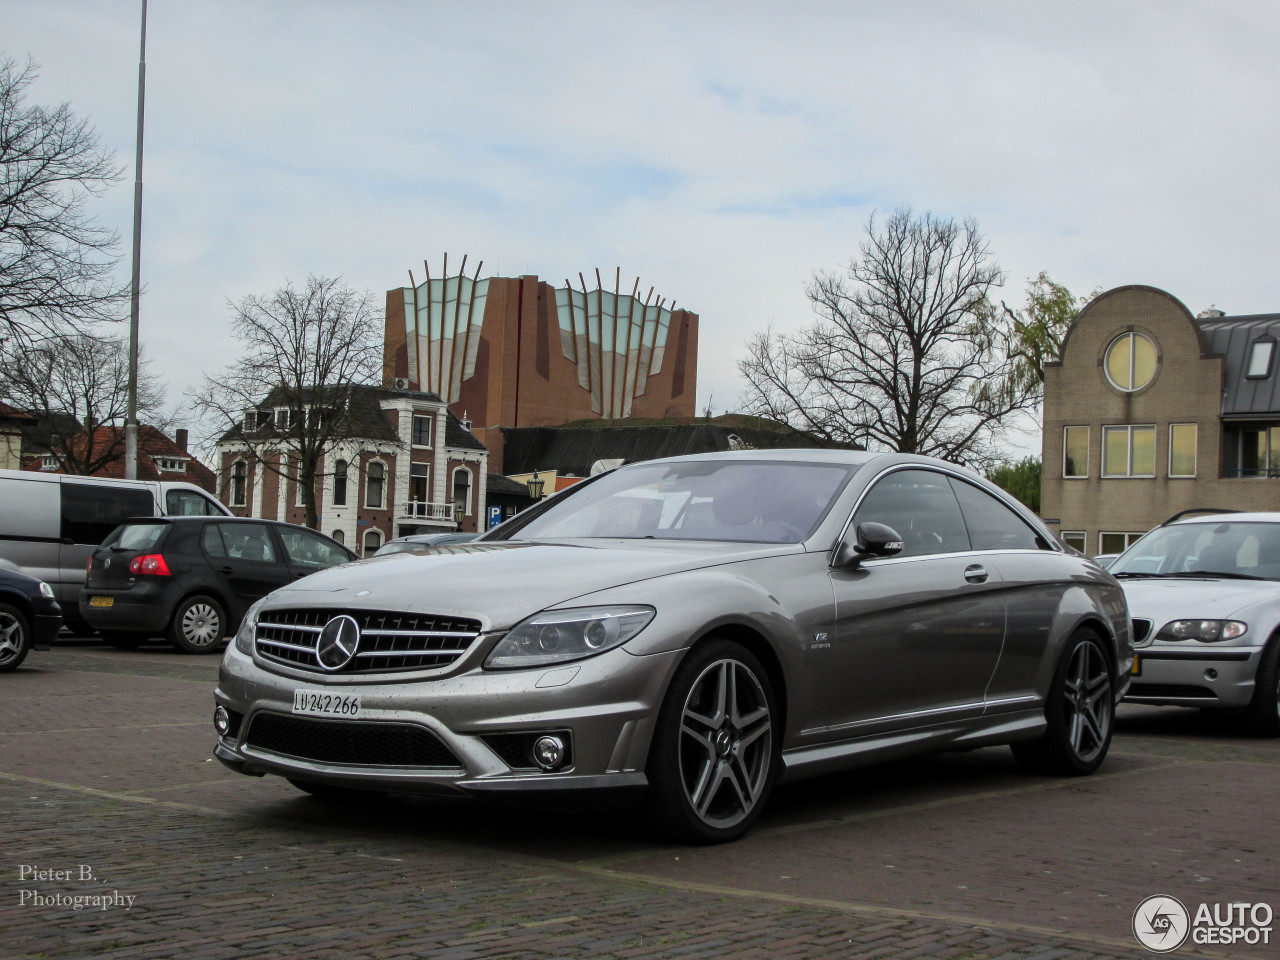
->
834;521;905;569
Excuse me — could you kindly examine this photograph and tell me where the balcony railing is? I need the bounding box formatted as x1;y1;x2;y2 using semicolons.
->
400;500;456;520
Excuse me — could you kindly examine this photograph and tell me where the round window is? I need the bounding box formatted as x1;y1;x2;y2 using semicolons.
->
1104;332;1157;392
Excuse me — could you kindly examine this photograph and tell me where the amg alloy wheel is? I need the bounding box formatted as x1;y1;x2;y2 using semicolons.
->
647;640;778;843
0;604;32;673
168;595;227;654
1013;630;1114;775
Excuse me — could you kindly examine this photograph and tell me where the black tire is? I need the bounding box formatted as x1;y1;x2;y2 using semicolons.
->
0;603;33;673
287;779;386;803
167;595;227;654
645;639;780;844
1012;629;1114;775
99;630;149;650
1242;640;1280;738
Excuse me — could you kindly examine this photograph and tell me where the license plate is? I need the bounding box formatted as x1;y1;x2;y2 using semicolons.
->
1131;655;1141;676
292;689;362;718
89;596;114;608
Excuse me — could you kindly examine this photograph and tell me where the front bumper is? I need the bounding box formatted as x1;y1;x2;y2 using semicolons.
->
33;610;63;650
1124;643;1264;709
213;640;683;796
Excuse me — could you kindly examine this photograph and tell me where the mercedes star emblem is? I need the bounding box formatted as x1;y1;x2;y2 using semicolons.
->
315;615;361;671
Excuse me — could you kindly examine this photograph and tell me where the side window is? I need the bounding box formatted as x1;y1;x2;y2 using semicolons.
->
201;525;227;558
948;479;1044;551
167;489;222;516
852;469;970;558
217;523;277;562
279;527;351;570
61;483;155;546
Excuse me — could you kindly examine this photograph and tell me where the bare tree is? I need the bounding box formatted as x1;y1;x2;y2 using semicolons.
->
0;56;127;346
738;208;1030;466
0;331;168;474
190;275;383;529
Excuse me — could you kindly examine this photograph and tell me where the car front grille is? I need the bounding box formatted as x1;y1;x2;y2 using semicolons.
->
245;712;462;768
254;608;482;674
1131;618;1153;644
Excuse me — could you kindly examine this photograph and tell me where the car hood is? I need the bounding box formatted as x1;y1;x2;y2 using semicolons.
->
264;538;803;630
1121;577;1280;625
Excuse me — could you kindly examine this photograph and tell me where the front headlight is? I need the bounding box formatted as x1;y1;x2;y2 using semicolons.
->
38;581;55;599
484;605;655;669
234;598;267;655
1155;619;1247;643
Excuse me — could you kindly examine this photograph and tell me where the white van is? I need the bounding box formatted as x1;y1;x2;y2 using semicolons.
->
0;469;230;629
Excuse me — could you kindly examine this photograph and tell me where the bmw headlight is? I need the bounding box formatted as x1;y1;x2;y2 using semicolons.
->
38;581;55;599
1155;619;1247;643
234;598;267;655
484;605;655;669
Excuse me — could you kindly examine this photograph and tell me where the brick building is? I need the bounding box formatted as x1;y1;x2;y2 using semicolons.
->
384;259;699;472
21;422;215;491
216;385;488;555
1042;284;1280;555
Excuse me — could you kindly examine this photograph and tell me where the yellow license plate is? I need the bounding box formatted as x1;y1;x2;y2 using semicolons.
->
89;596;114;608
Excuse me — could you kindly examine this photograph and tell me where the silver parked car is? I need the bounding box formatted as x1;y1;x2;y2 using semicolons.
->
214;451;1132;842
1112;512;1280;735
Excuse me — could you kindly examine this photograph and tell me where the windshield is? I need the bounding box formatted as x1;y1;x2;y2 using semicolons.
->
1110;521;1280;580
508;460;853;543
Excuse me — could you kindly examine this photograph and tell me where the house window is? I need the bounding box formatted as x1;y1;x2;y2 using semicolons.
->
274;407;291;431
1100;531;1145;555
362;528;382;556
409;463;429;504
154;458;186;473
40;455;59;471
1104;332;1157;392
412;415;432;447
1063;426;1089;478
331;529;344;545
243;410;258;431
365;460;386;509
1246;339;1275;378
1102;425;1155;477
230;461;247;507
333;459;348;506
452;467;472;517
295;462;307;507
1169;424;1197;478
1236;426;1280;477
1061;531;1087;553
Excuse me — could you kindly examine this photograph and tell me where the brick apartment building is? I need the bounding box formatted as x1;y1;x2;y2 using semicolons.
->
384;259;699;472
1042;284;1280;555
216;385;488;555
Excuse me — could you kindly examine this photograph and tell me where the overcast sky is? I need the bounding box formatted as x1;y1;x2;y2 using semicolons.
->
5;1;1279;455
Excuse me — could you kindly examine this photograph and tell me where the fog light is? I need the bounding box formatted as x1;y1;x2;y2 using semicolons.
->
533;735;565;771
214;705;230;736
1205;668;1218;681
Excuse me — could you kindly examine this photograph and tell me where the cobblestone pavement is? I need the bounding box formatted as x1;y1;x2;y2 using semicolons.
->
3;641;1277;959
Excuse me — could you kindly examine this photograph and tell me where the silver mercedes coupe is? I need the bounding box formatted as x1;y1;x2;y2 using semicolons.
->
213;451;1132;843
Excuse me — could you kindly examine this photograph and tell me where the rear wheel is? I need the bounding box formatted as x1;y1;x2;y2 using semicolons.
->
168;595;227;654
1242;640;1280;738
645;639;779;844
0;604;32;673
99;630;149;650
1012;630;1114;775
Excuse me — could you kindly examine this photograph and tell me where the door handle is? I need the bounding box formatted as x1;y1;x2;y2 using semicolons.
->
964;564;988;583
218;565;234;573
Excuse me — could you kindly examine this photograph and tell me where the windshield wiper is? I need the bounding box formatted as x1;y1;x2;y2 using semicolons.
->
1169;571;1269;581
1111;572;1164;579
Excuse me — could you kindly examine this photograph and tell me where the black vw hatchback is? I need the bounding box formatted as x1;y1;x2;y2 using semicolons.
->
80;517;355;653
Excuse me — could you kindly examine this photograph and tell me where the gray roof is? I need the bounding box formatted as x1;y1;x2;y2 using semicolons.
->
1197;314;1280;417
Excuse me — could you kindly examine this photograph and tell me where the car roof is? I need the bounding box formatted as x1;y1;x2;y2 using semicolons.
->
1171;512;1280;525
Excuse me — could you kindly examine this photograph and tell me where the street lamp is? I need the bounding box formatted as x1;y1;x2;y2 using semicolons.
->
526;472;545;500
453;501;465;526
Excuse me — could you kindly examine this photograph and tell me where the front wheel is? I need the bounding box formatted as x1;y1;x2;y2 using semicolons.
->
645;640;779;843
1012;630;1114;775
1242;640;1280;737
168;595;227;654
0;603;33;673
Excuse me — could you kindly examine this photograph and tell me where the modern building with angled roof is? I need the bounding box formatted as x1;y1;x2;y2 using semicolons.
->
383;257;699;471
1041;285;1280;556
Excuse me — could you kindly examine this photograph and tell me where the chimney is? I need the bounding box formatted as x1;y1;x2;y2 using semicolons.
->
175;428;188;453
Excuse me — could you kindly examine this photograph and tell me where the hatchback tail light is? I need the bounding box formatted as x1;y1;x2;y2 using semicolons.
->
86;557;93;574
129;554;172;576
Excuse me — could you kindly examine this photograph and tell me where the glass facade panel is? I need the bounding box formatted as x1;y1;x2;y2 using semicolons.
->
1169;424;1197;477
1131;426;1155;475
1103;427;1129;476
1063;426;1088;477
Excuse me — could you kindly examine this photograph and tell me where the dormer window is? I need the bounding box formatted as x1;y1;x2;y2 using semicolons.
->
243;410;258;431
40;455;59;471
1246;339;1275;379
155;458;187;473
